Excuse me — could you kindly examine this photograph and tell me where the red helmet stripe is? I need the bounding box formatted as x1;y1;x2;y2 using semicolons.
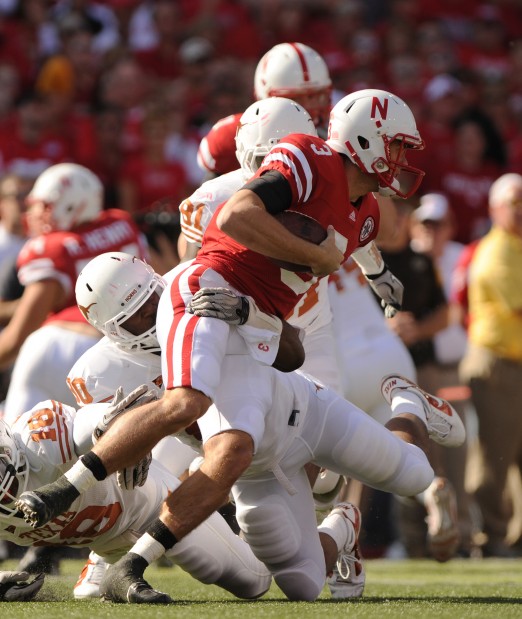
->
290;42;310;83
345;139;365;169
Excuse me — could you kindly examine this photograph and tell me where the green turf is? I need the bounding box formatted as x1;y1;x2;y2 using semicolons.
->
1;558;522;618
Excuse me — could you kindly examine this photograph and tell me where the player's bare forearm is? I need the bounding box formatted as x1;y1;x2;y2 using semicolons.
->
159;430;254;539
91;389;211;473
217;189;327;267
273;320;305;372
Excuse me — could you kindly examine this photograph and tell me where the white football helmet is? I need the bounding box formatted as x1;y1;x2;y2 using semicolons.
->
254;42;332;128
75;252;165;352
26;163;103;231
0;419;28;518
235;97;317;175
327;89;425;198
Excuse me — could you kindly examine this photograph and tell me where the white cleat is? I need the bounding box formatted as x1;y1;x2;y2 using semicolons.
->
381;374;466;447
74;551;109;599
326;502;365;599
424;477;460;563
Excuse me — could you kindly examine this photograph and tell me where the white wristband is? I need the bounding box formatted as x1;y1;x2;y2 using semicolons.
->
351;241;384;276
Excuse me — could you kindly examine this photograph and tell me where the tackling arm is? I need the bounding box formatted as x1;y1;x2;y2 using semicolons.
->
217;189;342;277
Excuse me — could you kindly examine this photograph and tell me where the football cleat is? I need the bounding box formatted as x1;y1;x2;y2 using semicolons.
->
326;502;365;599
100;553;172;604
74;552;109;599
15;478;80;528
424;477;460;563
381;374;466;447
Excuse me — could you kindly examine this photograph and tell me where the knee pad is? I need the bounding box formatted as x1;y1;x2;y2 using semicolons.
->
274;560;324;601
237;499;301;565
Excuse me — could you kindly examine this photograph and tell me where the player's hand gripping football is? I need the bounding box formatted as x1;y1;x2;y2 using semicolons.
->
188;287;250;325
0;571;45;602
310;226;344;277
365;265;404;318
93;384;158;490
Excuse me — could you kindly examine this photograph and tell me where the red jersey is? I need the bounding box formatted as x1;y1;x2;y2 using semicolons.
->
197;113;243;177
197;134;380;317
17;209;147;322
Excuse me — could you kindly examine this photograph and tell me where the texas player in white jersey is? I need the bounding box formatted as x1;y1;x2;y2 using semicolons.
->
17;326;467;603
0;402;271;601
2;163;147;421
195;42;333;180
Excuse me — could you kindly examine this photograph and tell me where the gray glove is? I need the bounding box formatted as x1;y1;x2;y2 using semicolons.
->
365;265;404;318
0;571;45;601
117;451;152;490
188;287;250;325
93;384;159;443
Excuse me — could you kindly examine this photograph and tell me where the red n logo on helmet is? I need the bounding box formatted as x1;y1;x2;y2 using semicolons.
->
371;97;388;121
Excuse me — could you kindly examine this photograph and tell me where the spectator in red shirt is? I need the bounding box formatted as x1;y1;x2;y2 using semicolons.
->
422;111;506;244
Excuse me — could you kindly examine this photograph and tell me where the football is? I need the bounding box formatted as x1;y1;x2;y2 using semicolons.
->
272;210;327;272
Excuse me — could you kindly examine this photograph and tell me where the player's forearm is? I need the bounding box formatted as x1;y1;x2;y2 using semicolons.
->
0;325;26;369
217;190;323;265
351;241;384;275
0;299;20;327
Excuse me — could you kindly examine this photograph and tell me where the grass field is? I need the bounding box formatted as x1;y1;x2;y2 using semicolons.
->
2;557;522;618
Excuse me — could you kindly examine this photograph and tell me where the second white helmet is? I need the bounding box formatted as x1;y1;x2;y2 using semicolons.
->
27;163;103;231
327;89;425;198
75;252;165;352
235;96;317;176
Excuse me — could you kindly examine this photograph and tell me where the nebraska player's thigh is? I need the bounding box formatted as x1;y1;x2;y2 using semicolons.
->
301;388;434;496
342;333;416;425
232;468;326;601
4;325;100;422
165;502;271;599
158;263;233;398
300;323;342;393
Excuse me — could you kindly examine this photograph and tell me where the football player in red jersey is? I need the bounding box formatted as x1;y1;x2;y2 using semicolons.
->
14;90;465;602
1;163;148;420
196;42;332;179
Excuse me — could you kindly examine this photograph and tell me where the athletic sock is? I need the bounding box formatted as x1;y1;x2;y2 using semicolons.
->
129;519;178;565
390;392;427;426
64;452;107;493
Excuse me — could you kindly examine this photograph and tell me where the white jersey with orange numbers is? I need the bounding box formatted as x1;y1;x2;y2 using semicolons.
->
179;169;247;246
328;257;416;424
2;400;272;599
67;336;163;406
2;400;177;559
66;336;201;473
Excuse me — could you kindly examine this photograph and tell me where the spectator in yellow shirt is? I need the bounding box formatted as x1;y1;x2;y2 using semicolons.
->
460;172;522;557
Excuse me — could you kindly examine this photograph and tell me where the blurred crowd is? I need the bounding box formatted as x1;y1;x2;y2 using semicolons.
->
1;0;522;574
0;1;520;230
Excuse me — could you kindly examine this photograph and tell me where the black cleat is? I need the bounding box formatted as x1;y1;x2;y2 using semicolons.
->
15;477;80;528
100;553;172;604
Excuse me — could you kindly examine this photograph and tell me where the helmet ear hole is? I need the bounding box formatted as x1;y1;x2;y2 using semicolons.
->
358;136;370;150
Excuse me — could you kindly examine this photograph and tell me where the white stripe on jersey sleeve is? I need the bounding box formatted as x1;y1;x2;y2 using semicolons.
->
263;142;314;202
